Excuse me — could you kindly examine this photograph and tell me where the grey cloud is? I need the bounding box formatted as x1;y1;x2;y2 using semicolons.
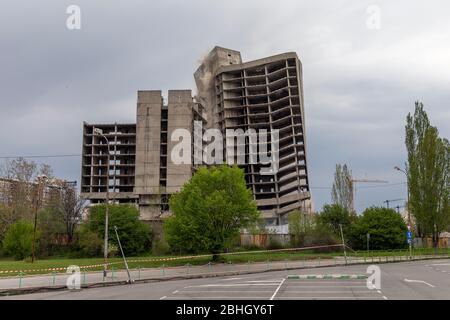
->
0;0;449;212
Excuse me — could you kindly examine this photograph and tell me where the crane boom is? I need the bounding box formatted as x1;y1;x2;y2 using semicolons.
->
347;177;389;213
350;179;389;183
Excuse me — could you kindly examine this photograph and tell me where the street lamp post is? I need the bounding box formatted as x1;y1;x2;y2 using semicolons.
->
395;166;412;259
31;175;47;263
94;127;110;280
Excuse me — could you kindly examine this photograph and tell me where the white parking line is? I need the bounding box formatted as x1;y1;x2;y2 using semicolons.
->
284;281;366;284
163;296;269;300
270;278;286;300
404;278;435;287
186;283;280;288
275;297;385;300
283;285;368;288
176;290;273;293
219;277;243;281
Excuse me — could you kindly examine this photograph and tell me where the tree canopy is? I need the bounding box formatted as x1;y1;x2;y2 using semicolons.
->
317;204;354;237
165;165;259;257
331;164;353;212
88;204;152;256
405;102;450;247
348;207;407;250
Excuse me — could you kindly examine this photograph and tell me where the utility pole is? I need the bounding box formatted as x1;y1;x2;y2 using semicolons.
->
339;224;348;266
94;127;110;280
31;175;47;263
395;166;412;259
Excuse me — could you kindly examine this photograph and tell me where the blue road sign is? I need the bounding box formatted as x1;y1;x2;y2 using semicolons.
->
406;231;412;239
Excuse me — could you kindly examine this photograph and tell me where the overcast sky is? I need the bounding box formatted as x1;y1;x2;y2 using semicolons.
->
1;0;449;213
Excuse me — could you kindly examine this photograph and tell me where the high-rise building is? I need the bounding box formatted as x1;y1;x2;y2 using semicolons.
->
80;47;311;226
81;90;206;220
195;47;311;225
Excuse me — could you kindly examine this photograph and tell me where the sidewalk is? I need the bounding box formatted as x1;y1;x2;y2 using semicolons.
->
1;254;446;293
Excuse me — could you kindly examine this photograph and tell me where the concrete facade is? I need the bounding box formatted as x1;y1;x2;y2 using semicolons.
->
195;47;312;225
81;122;137;203
81;90;205;220
81;47;312;225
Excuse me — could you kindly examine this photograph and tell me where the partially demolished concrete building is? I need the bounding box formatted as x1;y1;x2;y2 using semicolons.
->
81;46;311;226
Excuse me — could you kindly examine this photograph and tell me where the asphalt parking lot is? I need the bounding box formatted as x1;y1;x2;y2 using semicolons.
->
160;275;385;300
2;259;450;300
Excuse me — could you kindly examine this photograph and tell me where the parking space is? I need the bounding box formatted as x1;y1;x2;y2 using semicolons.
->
274;278;385;300
161;273;386;300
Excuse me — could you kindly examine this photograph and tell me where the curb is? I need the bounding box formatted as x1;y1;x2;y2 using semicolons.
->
287;274;367;279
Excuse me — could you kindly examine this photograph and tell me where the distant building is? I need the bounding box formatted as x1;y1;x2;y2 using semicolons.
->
0;176;74;206
80;47;312;226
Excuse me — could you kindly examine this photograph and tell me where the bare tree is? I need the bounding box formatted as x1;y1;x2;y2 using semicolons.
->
59;182;85;243
2;158;36;182
0;158;55;235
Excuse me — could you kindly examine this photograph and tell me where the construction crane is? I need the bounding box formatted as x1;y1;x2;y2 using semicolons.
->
347;177;388;213
394;204;405;214
383;198;404;208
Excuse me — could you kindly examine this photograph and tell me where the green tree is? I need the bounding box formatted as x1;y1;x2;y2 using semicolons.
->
2;220;39;260
348;207;407;250
405;102;450;247
288;210;313;247
317;204;354;237
331;164;354;212
87;204;152;256
165;165;259;259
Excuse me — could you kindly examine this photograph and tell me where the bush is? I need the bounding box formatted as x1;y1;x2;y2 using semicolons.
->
87;204;152;256
152;237;171;256
317;204;355;237
267;235;284;250
2;220;39;260
72;227;103;258
304;223;340;248
348;207;408;250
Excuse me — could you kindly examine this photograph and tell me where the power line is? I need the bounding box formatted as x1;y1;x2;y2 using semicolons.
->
0;154;81;159
310;182;406;190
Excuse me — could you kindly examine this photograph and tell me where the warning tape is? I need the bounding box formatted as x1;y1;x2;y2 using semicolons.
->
0;244;346;275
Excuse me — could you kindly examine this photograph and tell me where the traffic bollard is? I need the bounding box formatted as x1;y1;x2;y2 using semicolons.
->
18;271;23;288
52;272;56;286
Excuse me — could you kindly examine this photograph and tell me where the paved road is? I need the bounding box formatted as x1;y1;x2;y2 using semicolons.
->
0;256;366;290
2;259;450;300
